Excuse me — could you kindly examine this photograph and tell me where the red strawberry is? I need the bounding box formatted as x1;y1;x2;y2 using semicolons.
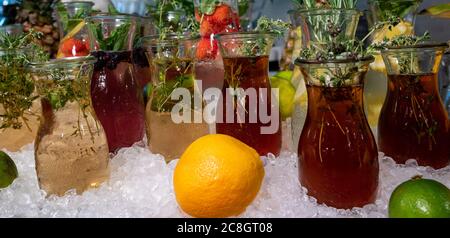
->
208;4;233;27
232;12;241;30
196;38;219;60
83;38;91;51
200;19;224;36
195;9;202;22
60;38;88;57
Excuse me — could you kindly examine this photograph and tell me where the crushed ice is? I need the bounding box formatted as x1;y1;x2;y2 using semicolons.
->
0;143;449;218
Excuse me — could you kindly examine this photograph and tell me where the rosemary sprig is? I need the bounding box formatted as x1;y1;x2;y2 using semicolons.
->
292;0;358;9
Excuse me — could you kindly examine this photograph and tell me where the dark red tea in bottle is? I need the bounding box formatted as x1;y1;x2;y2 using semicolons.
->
378;73;450;169
296;57;379;209
299;84;379;209
216;56;282;156
379;43;450;169
91;51;145;153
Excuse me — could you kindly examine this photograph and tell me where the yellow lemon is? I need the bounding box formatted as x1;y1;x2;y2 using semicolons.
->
370;54;387;73
372;20;414;43
173;134;264;218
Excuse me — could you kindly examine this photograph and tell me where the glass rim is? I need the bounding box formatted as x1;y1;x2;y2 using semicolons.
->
294;8;362;16
295;56;375;66
140;33;200;45
27;56;97;71
59;1;95;8
215;31;276;40
368;0;420;4
381;42;449;52
85;14;139;22
153;9;185;14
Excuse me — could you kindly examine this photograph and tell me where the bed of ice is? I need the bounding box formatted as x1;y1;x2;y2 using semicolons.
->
0;142;449;218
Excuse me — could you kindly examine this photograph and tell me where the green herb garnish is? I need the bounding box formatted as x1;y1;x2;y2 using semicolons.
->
88;22;131;51
240;17;290;56
56;2;92;33
148;0;198;38
370;0;422;21
0;31;48;130
292;0;358;9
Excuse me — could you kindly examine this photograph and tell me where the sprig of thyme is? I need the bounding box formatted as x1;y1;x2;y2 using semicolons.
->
148;0;198;39
0;31;48;130
298;16;401;62
241;17;291;56
372;32;431;50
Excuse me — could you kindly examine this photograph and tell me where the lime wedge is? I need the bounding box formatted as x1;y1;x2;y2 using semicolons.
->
0;151;18;189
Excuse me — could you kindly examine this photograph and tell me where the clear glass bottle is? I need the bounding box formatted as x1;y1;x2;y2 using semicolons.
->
55;1;94;58
29;56;110;196
296;57;379;209
379;43;450;169
215;32;282;156
141;34;209;162
86;15;146;153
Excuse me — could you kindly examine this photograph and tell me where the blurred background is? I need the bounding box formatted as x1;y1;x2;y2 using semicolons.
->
55;0;450;41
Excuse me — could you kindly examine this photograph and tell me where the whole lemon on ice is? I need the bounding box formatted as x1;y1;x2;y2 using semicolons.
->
173;134;264;218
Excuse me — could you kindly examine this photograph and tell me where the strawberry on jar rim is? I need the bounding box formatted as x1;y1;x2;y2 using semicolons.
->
196;37;219;61
60;38;88;57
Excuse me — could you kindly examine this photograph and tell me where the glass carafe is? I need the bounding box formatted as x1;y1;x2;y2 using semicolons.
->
296;57;379;209
289;9;362;151
379;43;450;169
0;48;40;152
86;15;146;153
55;1;94;58
141;35;209;162
365;0;419;130
194;0;240;93
29;57;109;196
215;32;282;156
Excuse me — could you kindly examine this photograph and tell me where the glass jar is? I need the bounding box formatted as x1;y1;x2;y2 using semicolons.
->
29;56;110;196
215;32;282;156
365;0;419;130
55;1;94;58
141;34;209;162
296;57;379;209
297;9;361;50
86;15;146;153
379;43;450;169
0;47;41;152
367;0;420;28
194;0;240;93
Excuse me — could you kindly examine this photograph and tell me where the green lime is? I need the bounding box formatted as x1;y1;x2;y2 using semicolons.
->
389;177;450;218
271;76;296;120
274;71;293;81
0;151;18;189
